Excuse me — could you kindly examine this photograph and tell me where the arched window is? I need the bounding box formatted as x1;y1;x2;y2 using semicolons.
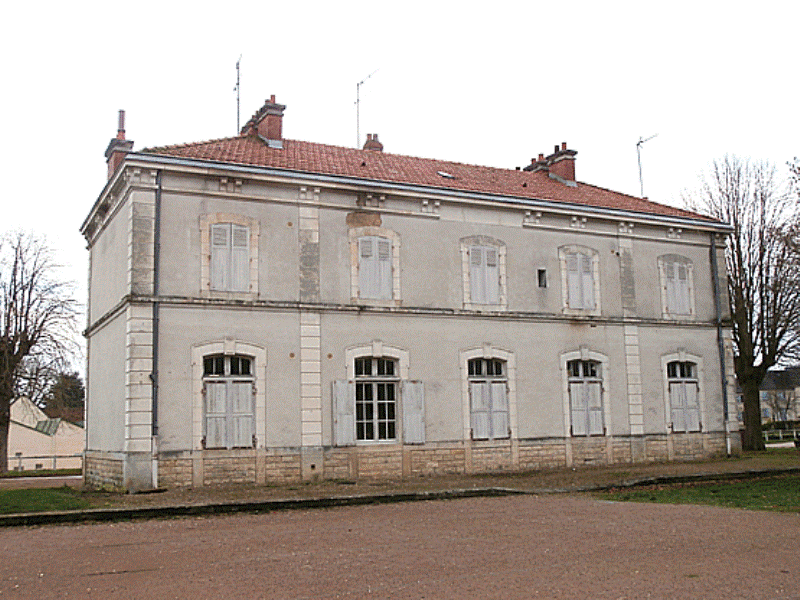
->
667;361;701;432
202;354;255;448
567;359;605;436
355;356;399;441
468;358;509;440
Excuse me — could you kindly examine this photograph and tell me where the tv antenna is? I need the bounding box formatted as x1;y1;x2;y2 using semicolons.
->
355;68;379;148
234;55;242;132
636;133;658;197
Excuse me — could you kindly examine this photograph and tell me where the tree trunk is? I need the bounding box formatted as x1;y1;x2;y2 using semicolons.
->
0;406;9;473
740;378;765;451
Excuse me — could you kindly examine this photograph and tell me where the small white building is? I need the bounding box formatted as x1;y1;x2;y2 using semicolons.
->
82;97;740;491
8;397;84;471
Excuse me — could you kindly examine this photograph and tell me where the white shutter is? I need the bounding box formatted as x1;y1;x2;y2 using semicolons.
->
485;248;499;304
677;263;690;314
402;380;425;444
470;381;490;439
204;381;227;448
670;382;686;432
685;382;701;432
230;381;254;447
490;381;509;439
470;246;485;304
567;252;581;308
333;380;355;446
210;224;230;291
587;382;604;435
359;237;379;299
570;381;587;436
230;225;250;292
377;238;392;300
580;253;595;309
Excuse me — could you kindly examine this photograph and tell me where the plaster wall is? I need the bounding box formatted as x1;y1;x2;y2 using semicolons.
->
86;311;127;451
88;196;130;320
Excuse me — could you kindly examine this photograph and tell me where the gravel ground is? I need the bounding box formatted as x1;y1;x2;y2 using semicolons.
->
1;493;798;599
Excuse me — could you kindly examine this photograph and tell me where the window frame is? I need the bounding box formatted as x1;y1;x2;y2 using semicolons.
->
460;236;507;311
566;359;605;436
200;214;259;297
349;226;401;306
661;351;706;434
460;346;517;441
658;255;695;318
354;356;399;442
559;245;601;316
560;348;611;437
202;354;256;449
467;358;510;440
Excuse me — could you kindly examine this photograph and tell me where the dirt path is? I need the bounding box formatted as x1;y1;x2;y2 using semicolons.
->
2;494;798;599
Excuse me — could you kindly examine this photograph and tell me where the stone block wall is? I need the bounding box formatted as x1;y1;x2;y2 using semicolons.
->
84;452;124;490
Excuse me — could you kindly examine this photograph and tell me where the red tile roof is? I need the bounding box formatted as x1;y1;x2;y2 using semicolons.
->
143;134;710;221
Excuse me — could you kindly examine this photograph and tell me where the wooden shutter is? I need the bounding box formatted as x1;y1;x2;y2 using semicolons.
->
359;237;379;299
567;252;581;308
402;380;425;444
685;382;700;432
587;382;604;435
377;238;392;300
670;382;686;432
485;248;499;304
204;381;227;448
333;380;355;446
470;381;490;439
569;381;587;436
230;381;254;447
470;246;485;304
210;224;230;291
676;263;690;314
230;225;250;292
490;381;509;439
580;253;595;309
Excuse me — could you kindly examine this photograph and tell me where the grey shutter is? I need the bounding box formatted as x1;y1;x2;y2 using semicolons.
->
359;237;378;299
670;382;686;432
580;253;595;309
230;380;254;447
567;252;581;308
490;381;509;439
377;238;392;300
470;246;485;303
470;381;490;439
210;224;230;291
485;247;499;304
204;381;227;448
402;380;425;444
677;263;690;314
231;225;250;292
569;381;587;436
685;382;701;432
333;380;355;446
587;382;604;435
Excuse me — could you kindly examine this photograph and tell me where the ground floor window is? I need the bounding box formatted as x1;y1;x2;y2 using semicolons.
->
355;356;398;441
468;358;509;440
667;361;700;432
202;354;255;449
568;359;604;436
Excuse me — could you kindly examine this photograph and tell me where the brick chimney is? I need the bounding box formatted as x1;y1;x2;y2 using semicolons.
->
523;142;577;184
363;133;384;152
240;95;286;147
104;110;134;180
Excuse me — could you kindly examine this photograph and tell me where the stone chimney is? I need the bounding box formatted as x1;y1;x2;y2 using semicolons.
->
523;142;577;184
104;110;134;180
240;95;286;147
363;133;384;152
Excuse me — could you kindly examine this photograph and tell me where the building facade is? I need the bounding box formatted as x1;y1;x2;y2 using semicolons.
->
82;98;739;491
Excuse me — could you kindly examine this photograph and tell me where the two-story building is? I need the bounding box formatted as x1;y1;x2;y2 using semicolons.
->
81;97;739;491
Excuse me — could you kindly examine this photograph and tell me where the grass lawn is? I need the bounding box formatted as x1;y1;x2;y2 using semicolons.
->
0;468;82;479
0;487;91;515
596;474;800;512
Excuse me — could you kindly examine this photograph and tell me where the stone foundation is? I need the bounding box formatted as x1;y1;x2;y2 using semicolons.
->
84;432;730;490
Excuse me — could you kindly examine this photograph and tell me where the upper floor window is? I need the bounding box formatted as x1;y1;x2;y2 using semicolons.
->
461;236;507;310
567;359;604;436
200;214;259;295
667;360;700;432
559;246;600;315
202;354;255;449
349;227;400;305
658;255;695;317
468;358;509;440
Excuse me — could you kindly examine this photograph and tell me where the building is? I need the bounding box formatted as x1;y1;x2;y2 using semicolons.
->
81;97;739;491
8;397;84;471
758;368;800;423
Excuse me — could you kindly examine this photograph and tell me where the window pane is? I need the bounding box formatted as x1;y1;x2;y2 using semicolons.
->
355;357;371;377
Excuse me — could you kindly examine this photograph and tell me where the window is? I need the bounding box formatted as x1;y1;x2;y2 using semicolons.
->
202;354;255;449
468;358;509;440
460;236;507;310
658;255;694;317
559;246;600;315
537;269;547;288
200;214;259;295
354;357;398;441
567;360;604;436
358;236;392;300
667;361;701;432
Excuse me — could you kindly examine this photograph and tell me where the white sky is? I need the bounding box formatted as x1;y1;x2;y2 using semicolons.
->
1;0;797;345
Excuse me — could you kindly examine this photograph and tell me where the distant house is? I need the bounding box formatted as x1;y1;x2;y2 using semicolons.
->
759;369;800;422
81;97;739;492
8;397;84;471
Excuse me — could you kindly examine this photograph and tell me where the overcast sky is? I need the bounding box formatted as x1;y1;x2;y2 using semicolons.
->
1;0;797;347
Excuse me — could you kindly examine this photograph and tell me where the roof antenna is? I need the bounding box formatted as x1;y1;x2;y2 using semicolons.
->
355;68;379;148
234;55;242;133
636;133;658;197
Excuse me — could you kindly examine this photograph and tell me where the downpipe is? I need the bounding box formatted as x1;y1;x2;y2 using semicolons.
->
710;233;731;455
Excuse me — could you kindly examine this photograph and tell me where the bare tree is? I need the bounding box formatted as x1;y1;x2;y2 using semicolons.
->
0;232;78;472
688;157;800;451
762;389;798;423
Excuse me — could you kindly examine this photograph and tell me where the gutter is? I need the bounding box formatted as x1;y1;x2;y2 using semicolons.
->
710;232;731;454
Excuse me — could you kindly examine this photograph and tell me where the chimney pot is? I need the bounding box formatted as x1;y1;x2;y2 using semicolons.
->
105;109;134;180
538;153;544;161
117;110;126;140
561;142;567;151
363;133;384;152
554;144;559;153
270;94;276;103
